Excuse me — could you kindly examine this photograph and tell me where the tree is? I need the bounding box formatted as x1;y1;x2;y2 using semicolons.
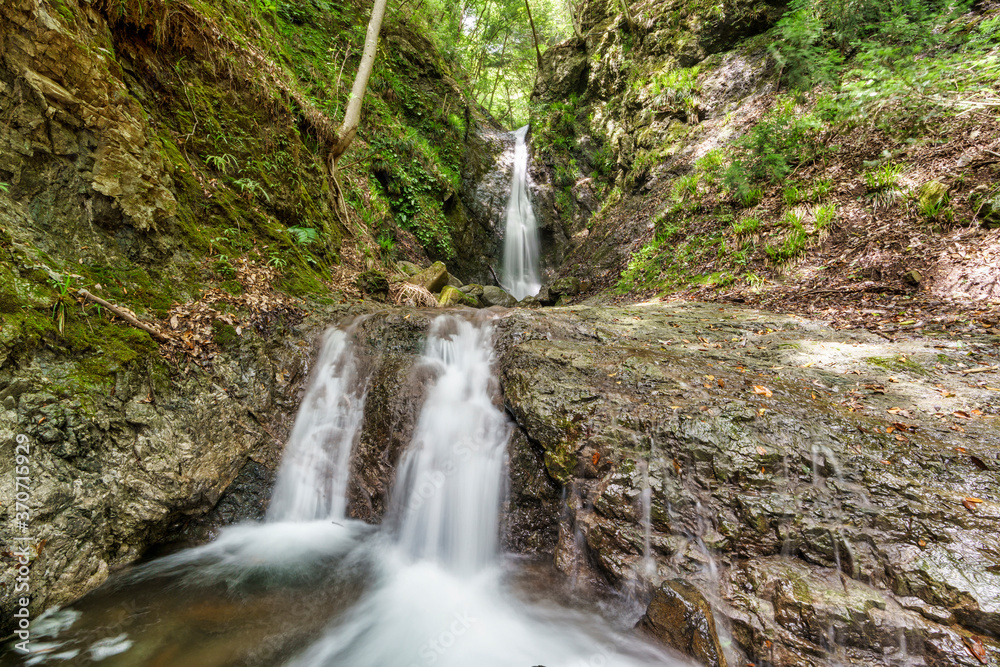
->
327;0;389;223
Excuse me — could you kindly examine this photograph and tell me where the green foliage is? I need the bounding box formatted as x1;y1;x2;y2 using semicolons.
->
783;184;803;206
814;203;837;229
233;177;270;202
287;226;319;246
724;97;822;206
49;275;74;334
731;216;761;236
0;182;9;193
695;149;725;184
205;153;239;173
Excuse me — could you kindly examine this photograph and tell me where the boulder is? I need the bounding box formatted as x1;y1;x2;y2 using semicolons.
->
972;186;1000;229
396;261;421;276
517;295;543;309
535;286;557;306
437;285;479;308
637;580;728;667
459;284;485;298
903;269;922;285
406;261;449;293
446;272;463;288
481;285;517;308
549;276;582;298
355;270;389;299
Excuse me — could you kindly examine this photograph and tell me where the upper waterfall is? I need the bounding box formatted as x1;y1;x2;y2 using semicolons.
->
502;125;541;300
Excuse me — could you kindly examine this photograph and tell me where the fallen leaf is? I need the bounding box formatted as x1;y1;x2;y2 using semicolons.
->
592;452;601;466
672;458;682;475
971;409;983;416
753;385;773;398
717;378;725;388
970;455;989;471
964;635;988;664
756;446;767;456
964;497;984;504
953;411;971;419
918;539;926;547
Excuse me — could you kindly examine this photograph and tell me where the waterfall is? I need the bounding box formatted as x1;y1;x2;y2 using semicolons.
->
502;125;541;300
393;316;509;572
267;327;367;522
18;315;681;667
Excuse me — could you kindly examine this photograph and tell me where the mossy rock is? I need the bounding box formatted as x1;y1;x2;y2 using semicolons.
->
356;270;390;298
397;261;421;276
407;261;449;293
918;181;949;211
437;285;479;308
212;320;239;348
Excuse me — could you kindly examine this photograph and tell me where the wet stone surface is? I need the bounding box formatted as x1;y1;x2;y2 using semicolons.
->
494;300;1000;666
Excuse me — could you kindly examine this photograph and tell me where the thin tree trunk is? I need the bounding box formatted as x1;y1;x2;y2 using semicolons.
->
487;30;509;111
327;0;389;223
524;0;542;68
618;0;637;32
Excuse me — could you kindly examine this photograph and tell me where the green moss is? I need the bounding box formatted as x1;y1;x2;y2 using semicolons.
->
865;356;928;375
211;320;239;348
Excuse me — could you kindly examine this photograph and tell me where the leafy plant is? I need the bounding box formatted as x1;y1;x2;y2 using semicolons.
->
809;178;833;202
814;203;837;229
863;161;905;208
287;226;319;245
377;232;396;256
0;182;9;193
267;251;287;268
50;275;74;334
731;216;761;236
205;153;239;174
783;184;803;206
233;178;270;203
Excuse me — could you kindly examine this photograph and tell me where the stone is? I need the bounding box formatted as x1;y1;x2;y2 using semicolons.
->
356;270;389;298
549;276;582;299
972;186;1000;229
396;261;421;276
406;261;449;293
481;285;517;307
638;580;728;667
437;285;478;308
917;181;949;214
903;269;922;285
517;295;542;309
459;284;484;298
446;272;463;288
531;39;589;103
535;286;557;306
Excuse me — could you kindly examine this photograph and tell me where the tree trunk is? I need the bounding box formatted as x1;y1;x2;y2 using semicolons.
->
487;31;510;112
618;0;637;32
327;0;389;222
524;0;542;69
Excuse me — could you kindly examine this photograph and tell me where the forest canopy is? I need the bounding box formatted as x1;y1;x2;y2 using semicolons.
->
411;0;574;126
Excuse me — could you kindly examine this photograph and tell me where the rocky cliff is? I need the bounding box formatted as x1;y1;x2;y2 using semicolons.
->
0;0;504;634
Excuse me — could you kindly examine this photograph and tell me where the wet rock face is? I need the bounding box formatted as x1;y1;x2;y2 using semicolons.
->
639;579;728;667
0;304;378;635
496;302;1000;666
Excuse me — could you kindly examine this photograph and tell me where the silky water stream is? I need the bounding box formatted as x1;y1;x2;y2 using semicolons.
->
7;315;684;667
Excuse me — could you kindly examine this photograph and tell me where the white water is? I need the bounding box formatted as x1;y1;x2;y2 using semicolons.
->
502;125;541;300
268;327;367;522
393;316;509;572
290;315;683;667
17;316;686;667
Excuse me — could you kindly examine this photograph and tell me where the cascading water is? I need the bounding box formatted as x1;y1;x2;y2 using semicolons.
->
268;327;367;523
393;317;508;572
502;125;541;300
10;315;685;667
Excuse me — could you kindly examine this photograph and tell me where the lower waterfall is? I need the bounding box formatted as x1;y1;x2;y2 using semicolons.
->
12;315;684;667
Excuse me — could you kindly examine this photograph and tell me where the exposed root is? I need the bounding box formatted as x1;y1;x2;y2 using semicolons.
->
389;281;438;307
